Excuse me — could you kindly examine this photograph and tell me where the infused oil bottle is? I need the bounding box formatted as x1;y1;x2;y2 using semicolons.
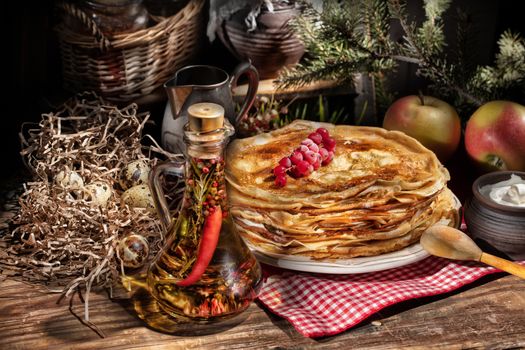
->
147;102;262;322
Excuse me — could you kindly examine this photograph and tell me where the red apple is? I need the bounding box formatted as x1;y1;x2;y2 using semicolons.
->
465;100;525;171
383;95;461;162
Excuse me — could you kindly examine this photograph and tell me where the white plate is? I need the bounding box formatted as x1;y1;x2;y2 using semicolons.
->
253;242;430;274
251;193;461;274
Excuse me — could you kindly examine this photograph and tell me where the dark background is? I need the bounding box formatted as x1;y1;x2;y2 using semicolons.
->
4;0;525;183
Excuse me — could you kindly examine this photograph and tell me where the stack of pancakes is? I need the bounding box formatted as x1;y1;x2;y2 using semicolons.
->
226;120;459;259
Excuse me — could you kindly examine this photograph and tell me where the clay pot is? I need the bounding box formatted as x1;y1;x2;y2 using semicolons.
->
217;3;305;79
464;171;525;260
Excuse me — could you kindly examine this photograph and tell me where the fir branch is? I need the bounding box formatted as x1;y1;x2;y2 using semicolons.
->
280;58;366;89
280;0;524;111
389;0;484;106
423;0;451;19
469;31;525;97
417;0;450;56
496;31;525;76
279;0;396;89
365;0;391;50
319;0;358;42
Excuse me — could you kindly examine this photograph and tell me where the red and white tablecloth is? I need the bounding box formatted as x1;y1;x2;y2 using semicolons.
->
257;256;511;337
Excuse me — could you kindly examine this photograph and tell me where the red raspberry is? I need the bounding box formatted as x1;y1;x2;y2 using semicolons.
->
275;174;287;187
322;151;334;165
312;156;321;170
301;138;315;147
303;150;317;165
308;143;319;153
319;147;329;161
290;151;304;165
290;166;302;178
316;128;330;140
273;165;286;177
295;160;311;177
324;137;336;152
275;128;336;186
308;132;323;145
298;145;309;153
279;157;292;168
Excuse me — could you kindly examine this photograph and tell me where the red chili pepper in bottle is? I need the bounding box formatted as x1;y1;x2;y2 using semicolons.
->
176;206;223;287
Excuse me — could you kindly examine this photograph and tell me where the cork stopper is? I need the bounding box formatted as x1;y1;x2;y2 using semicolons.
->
187;103;225;133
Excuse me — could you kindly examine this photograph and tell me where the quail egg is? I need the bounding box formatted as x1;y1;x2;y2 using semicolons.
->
119;160;151;190
117;233;150;269
83;181;113;207
55;169;84;189
121;184;155;211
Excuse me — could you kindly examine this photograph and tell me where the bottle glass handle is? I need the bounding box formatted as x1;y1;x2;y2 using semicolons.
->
148;161;185;232
231;61;259;126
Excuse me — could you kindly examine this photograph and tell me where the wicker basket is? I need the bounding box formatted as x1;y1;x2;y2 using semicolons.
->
56;0;205;102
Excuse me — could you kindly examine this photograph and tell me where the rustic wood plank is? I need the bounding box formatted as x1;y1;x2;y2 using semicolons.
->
0;274;523;349
232;79;354;100
1;176;524;349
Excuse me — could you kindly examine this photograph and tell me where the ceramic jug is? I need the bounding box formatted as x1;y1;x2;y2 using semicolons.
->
161;63;258;154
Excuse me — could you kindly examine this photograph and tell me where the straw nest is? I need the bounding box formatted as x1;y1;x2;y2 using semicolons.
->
0;92;181;334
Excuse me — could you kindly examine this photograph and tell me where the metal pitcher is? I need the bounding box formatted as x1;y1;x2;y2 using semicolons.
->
161;62;259;154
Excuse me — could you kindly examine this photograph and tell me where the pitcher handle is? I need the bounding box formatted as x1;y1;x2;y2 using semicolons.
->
149;161;185;232
231;61;259;125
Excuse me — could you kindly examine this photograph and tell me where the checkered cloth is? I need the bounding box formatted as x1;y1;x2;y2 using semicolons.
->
257;256;511;338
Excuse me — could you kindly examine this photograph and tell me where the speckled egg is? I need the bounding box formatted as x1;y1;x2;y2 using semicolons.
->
121;184;155;211
117;233;150;269
119;160;151;190
83;181;113;207
55;170;84;189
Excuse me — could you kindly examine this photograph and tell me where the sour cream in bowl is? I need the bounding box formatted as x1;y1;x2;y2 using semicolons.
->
464;171;525;260
480;174;525;208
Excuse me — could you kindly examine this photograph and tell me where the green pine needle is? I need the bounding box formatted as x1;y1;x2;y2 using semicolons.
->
278;0;525;116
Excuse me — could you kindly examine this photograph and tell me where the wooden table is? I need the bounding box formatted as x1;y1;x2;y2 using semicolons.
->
1;179;524;350
1;275;524;349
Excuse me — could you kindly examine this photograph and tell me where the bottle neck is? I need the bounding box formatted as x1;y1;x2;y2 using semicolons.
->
181;123;234;221
183;122;234;160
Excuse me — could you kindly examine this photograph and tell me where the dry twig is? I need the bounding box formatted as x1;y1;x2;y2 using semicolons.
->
1;92;180;332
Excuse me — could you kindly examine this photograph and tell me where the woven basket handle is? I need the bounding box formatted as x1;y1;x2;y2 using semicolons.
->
58;1;111;50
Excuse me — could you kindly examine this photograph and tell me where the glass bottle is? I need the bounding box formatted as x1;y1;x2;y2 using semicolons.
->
147;102;262;322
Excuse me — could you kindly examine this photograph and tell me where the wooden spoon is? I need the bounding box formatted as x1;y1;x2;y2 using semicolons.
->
421;225;525;279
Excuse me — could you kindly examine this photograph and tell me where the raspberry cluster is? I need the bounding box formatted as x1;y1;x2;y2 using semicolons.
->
273;128;336;187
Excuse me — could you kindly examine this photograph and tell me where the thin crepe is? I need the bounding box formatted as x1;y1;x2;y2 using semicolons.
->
226;120;457;259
